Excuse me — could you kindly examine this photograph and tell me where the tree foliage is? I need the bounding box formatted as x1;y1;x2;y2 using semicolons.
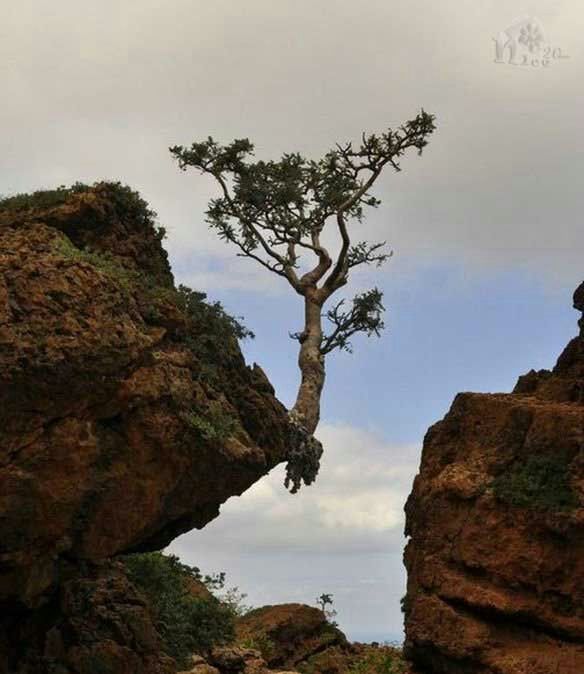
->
171;111;436;489
170;110;435;307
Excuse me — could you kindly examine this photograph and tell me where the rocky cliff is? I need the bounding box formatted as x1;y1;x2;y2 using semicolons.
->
0;183;291;673
404;283;584;673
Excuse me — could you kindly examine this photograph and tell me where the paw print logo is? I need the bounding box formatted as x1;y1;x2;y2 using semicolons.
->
518;22;544;53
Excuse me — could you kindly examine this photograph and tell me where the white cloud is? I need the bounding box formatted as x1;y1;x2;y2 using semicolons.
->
170;423;419;554
1;0;582;292
168;422;418;640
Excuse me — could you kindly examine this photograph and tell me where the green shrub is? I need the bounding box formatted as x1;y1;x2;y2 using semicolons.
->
238;633;276;661
53;237;138;291
176;283;253;343
98;181;159;231
348;648;406;674
122;552;235;667
174;284;254;386
0;180;158;227
493;453;577;511
400;593;412;618
185;409;238;442
0;182;90;212
218;586;252;617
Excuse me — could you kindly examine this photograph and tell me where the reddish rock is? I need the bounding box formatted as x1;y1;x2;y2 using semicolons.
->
0;184;291;672
404;284;584;673
236;604;347;670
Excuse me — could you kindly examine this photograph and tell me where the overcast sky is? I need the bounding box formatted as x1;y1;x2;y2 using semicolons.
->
2;0;582;642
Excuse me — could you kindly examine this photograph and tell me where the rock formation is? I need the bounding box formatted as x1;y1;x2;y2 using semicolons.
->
0;184;291;673
236;603;347;672
404;283;584;673
235;604;404;674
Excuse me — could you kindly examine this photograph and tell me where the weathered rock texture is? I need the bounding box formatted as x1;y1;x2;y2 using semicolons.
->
0;184;291;673
404;283;584;674
178;646;301;674
236;603;347;672
235;603;404;674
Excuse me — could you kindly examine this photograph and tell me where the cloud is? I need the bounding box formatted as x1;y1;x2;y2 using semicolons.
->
168;422;418;639
1;0;582;292
170;423;419;555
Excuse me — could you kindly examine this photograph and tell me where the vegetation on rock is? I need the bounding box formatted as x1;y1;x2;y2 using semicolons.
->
0;182;90;212
347;648;406;674
0;181;166;239
493;452;577;511
123;552;236;667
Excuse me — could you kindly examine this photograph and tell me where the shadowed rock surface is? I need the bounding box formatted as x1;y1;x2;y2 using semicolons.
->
404;282;584;674
0;184;290;673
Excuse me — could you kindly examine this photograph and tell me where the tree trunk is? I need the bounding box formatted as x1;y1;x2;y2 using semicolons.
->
290;289;326;435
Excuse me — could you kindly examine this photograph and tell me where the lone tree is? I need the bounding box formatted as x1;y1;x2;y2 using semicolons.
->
170;110;436;491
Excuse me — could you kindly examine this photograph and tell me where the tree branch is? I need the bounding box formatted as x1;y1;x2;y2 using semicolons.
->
320;289;385;354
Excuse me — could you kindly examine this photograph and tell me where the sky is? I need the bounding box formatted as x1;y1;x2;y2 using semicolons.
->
2;0;583;643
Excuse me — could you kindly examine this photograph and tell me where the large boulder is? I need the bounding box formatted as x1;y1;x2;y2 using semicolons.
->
0;184;291;672
403;283;584;673
236;604;347;671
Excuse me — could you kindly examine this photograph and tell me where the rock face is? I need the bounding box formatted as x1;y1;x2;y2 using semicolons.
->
2;561;176;674
234;604;405;674
177;646;301;674
404;283;584;673
236;604;347;672
0;184;291;673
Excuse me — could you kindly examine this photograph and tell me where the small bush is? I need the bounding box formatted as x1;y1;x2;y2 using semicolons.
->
176;283;253;343
218;586;253;617
348;648;406;674
185;409;238;442
53;237;138;291
238;633;277;661
0;180;158;226
174;284;254;386
0;182;90;212
122;552;235;667
493;453;577;511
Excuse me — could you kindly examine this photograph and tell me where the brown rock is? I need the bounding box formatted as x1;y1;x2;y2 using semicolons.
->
0;561;175;674
209;645;267;672
0;184;291;672
404;284;584;673
236;604;347;671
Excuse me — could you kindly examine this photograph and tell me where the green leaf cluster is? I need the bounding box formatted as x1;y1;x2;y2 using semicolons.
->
493;453;577;511
122;552;235;667
184;409;238;442
0;182;90;212
347;649;406;674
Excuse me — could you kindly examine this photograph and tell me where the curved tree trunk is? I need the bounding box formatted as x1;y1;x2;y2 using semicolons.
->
290;289;326;435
